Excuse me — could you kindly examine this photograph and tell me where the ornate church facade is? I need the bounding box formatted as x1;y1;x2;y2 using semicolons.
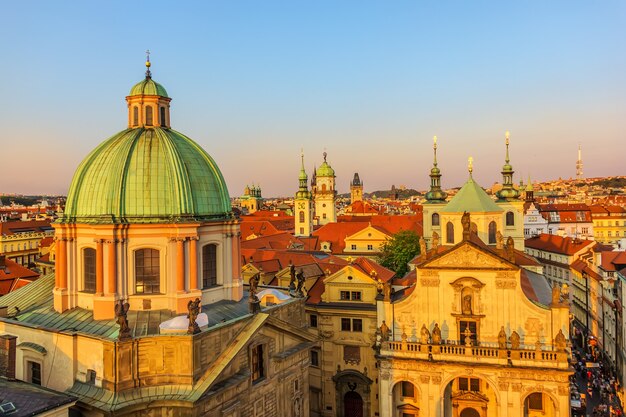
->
0;59;315;417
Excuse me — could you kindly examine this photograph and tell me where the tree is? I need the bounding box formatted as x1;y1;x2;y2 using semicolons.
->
377;230;421;277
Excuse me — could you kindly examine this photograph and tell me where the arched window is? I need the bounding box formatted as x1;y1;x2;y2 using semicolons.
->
506;211;515;226
432;213;440;226
488;221;497;244
135;248;160;294
321;184;327;192
446;222;454;244
83;248;96;293
160;106;166;126
202;244;217;288
299;211;305;223
145;106;153;126
133;106;139;126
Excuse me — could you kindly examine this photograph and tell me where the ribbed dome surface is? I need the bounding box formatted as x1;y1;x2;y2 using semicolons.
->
316;161;335;177
129;78;169;97
63;127;231;223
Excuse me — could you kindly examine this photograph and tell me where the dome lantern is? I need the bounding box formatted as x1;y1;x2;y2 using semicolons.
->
126;51;172;129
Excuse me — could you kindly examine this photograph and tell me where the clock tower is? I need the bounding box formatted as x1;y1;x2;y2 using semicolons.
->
295;151;314;237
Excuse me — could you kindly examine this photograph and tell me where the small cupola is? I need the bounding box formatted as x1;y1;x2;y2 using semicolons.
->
126;51;172;129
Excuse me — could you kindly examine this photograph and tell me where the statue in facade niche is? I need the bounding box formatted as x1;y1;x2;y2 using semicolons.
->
463;326;473;347
115;299;131;340
432;323;442;345
498;326;507;349
187;298;201;335
420;324;430;344
461;211;471;239
506;236;515;260
509;331;521;349
462;294;473;315
554;329;567;352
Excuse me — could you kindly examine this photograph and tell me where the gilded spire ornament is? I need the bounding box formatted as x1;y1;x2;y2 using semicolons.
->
496;130;520;200
145;49;152;79
425;135;447;203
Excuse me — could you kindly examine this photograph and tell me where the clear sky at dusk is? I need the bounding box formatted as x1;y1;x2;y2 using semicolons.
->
1;1;624;197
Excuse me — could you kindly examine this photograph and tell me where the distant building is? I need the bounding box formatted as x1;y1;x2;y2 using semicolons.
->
0;220;54;267
590;205;626;247
239;184;263;214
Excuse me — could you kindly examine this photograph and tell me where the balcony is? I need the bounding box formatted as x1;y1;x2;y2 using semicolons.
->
380;341;570;369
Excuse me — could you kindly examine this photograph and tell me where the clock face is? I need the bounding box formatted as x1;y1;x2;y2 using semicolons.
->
298;202;305;209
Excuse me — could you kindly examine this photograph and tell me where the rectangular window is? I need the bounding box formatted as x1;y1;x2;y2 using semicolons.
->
309;314;318;328
351;244;357;250
459;320;477;345
352;319;363;332
401;381;415;397
367;244;373;251
28;361;41;385
202;244;218;288
351;291;362;301
340;291;351;300
458;377;480;392
341;318;352;331
311;350;319;367
527;392;543;410
251;344;265;383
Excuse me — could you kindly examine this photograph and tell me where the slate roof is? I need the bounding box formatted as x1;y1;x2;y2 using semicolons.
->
0;273;263;340
0;378;77;417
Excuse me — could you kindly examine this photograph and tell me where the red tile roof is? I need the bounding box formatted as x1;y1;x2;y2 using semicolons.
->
0;257;39;295
0;220;54;235
525;234;595;255
600;252;626;272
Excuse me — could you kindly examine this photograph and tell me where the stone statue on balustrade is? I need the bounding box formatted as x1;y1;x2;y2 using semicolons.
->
420;324;430;345
509;330;521;350
187;298;201;335
288;263;296;291
431;323;441;345
379;320;390;342
498;326;507;349
463;326;473;347
554;329;567;352
115;299;131;340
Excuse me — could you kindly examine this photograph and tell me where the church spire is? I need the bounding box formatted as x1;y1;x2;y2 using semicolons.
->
296;150;311;199
425;136;447;203
496;131;520;200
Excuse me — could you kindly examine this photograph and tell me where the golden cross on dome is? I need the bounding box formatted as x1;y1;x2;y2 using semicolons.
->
468;156;474;176
145;49;152;78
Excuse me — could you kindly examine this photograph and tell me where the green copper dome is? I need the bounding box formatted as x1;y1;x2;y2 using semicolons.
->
63;127;232;224
316;161;335;177
129;78;169;97
443;178;502;213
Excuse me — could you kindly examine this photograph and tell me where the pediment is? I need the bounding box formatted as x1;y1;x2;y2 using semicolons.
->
345;225;390;242
421;242;516;270
324;266;374;285
451;390;489;402
242;263;259;273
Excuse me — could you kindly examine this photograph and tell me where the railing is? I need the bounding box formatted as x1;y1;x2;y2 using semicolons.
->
381;341;569;368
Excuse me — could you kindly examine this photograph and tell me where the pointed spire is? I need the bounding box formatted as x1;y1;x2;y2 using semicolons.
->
425;135;447;203
468;156;474;178
145;49;152;79
496;131;520;200
296;149;311;199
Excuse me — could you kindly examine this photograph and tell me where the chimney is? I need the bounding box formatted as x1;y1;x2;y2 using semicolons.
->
0;255;5;269
0;334;17;380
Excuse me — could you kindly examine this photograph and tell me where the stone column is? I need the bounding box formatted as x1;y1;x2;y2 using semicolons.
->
189;237;199;291
378;364;392;417
106;239;117;295
96;239;104;294
176;238;185;292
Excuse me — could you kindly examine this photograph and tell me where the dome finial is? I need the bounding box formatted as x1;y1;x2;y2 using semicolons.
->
323;149;327;162
433;135;438;166
145;49;152;79
468;156;474;178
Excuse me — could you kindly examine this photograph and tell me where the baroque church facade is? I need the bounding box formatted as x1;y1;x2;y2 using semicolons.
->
0;60;315;417
375;135;571;417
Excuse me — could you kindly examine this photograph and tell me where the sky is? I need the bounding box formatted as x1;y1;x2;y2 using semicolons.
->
0;1;624;197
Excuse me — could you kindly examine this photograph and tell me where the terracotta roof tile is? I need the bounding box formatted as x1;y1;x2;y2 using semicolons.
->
525;234;595;255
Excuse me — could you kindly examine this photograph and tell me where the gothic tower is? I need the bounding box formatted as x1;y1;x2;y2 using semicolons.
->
350;173;363;204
